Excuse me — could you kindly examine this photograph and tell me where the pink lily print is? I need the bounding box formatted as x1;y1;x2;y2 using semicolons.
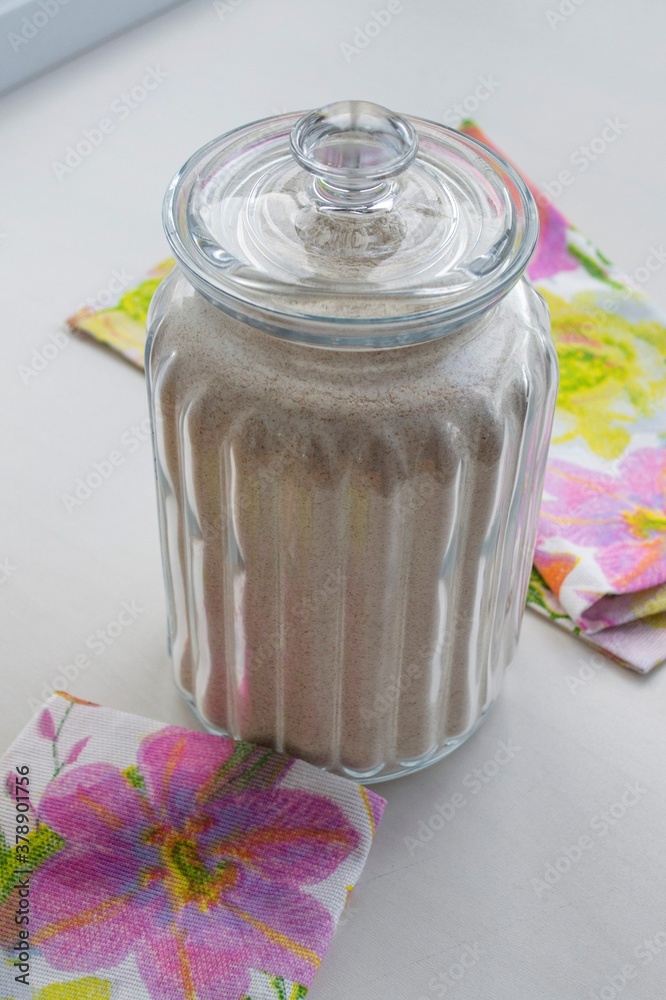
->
29;727;361;1000
538;450;666;597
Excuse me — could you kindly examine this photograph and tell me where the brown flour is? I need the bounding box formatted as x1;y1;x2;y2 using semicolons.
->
148;275;555;778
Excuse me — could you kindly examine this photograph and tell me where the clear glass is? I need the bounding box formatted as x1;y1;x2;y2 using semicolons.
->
147;270;557;781
146;102;558;780
163;101;539;346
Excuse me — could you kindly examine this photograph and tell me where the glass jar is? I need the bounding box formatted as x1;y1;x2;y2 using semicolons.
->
146;101;558;781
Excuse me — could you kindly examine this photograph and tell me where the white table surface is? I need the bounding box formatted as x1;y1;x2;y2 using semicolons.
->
2;1;666;997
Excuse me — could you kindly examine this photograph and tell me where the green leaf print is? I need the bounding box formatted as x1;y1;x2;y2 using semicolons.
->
0;825;64;906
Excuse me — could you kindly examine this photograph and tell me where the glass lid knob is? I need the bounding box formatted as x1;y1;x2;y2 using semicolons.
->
289;100;419;211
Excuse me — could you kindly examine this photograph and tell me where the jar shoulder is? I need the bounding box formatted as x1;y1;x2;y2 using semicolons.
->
147;272;556;412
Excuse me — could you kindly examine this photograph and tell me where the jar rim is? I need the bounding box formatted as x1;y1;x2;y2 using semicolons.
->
163;105;539;348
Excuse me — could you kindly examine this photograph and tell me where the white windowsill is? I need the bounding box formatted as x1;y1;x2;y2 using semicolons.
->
0;0;185;94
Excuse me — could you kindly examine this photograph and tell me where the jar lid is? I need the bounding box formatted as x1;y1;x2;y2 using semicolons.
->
164;101;538;347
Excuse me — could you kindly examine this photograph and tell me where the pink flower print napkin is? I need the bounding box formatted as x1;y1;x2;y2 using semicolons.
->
460;124;666;674
68;124;666;674
0;693;385;1000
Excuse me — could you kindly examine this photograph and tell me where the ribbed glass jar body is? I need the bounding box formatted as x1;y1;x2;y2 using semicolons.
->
146;270;557;781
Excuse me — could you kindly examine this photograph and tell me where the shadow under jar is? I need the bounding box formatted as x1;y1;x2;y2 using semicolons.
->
146;101;558;781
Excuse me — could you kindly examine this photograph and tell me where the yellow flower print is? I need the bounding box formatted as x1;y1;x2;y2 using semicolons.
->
541;288;666;459
67;259;175;369
34;977;112;1000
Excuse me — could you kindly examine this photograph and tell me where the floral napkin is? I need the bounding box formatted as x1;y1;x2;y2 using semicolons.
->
68;125;666;674
0;692;385;1000
458;124;666;674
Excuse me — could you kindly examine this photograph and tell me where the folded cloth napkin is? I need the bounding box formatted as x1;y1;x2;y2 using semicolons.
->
0;692;385;1000
68;125;666;674
458;124;666;673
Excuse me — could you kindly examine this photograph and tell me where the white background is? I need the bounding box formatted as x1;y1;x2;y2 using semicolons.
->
1;1;666;997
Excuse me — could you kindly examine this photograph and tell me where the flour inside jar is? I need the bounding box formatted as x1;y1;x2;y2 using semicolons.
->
148;101;557;779
149;275;554;777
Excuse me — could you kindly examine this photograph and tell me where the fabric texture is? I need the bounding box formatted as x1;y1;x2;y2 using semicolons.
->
67;124;666;673
459;124;666;673
0;693;385;1000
